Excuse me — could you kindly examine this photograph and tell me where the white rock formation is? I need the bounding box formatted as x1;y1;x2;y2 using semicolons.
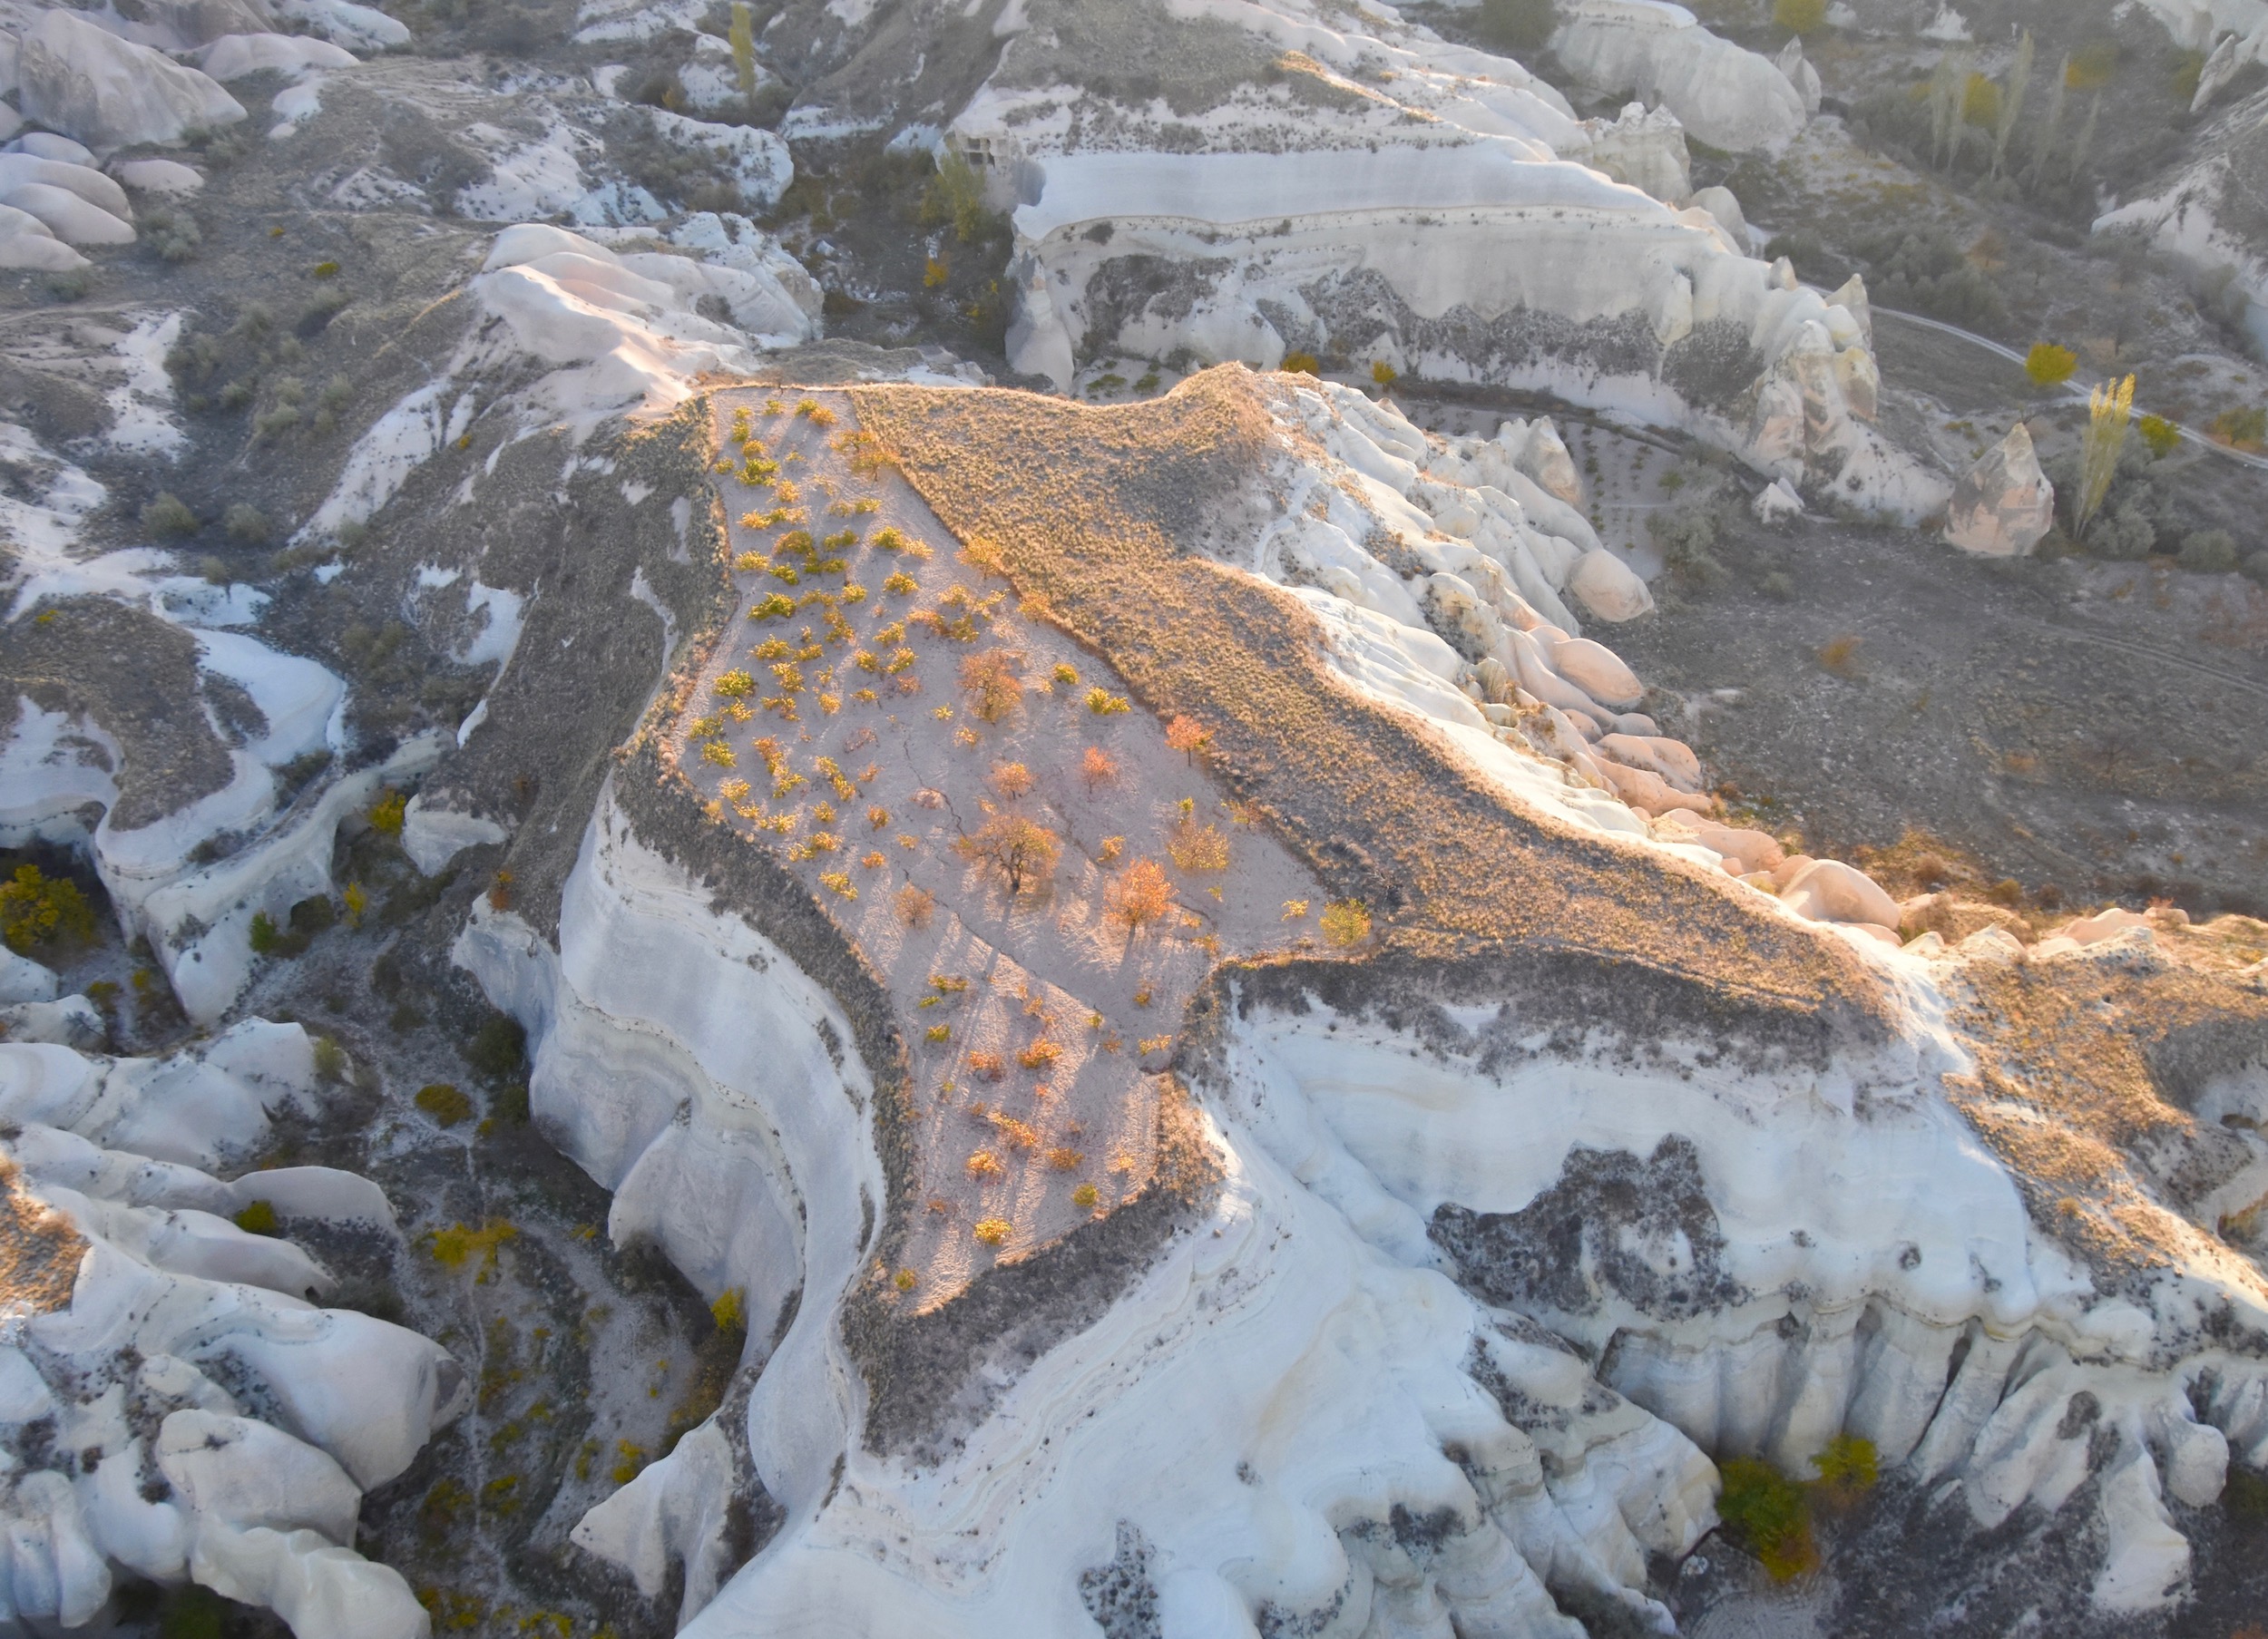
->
452;692;2268;1636
0;944;61;1004
1944;422;2055;557
2097;92;2268;352
1774;34;1823;119
459;787;1727;1639
6;132;94;165
16;9;247;151
995;144;1926;508
0;420;462;1021
1753;476;1804;522
298;218;818;545
1552;0;1810;152
1579;99;1691;200
0;1029;460;1638
194;31;359;82
270;0;411;51
0;199;87;269
1568;546;1654;620
116;157;206;196
1688;181;1749;247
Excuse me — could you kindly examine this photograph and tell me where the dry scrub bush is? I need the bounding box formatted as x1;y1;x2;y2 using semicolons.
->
961;649;1024;722
895;883;936;927
966;1149;1002;1177
1081;746;1119;789
968;1051;1005;1081
973;1216;1011;1246
1168;820;1229;873
992;761;1033;799
957;814;1061;895
1165;715;1210;764
992;1113;1040;1149
1016;1039;1062;1070
1048;1146;1084;1172
1108;859;1174;932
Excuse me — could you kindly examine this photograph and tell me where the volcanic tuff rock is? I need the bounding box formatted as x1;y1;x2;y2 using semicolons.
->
2;0;2265;1633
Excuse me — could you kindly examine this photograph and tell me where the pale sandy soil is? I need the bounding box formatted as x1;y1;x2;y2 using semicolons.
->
671;388;1323;1305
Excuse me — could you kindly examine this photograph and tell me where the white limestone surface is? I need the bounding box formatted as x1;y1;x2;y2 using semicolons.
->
453;759;2268;1634
1552;0;1808;153
15;8;246;150
992;144;1931;513
0;1030;461;1636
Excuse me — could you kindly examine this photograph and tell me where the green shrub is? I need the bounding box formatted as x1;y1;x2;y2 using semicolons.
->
2227;1463;2268;1523
466;1013;527;1081
368;789;407;835
1812;1433;1879;1494
415;1082;475;1127
312;1035;349;1082
2210;405;2267;448
146;210;201;263
232;1199;278;1235
489;1081;531;1125
2024;343;2077;386
920;151;994;245
2137;414;2182;458
160;1584;227;1639
2179;530;2239;573
1717;1456;1817;1579
1850;229;2009;333
711;1286;747;1333
0;863;95;955
142;492;199;537
248;910;280;955
225;503;270;544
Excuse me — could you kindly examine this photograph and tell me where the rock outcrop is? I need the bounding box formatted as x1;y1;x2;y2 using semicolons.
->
1553;0;1811;153
0;1028;462;1637
16;9;246;151
1944;422;2056;556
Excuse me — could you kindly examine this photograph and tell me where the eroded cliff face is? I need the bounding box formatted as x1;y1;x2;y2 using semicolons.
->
5;0;2267;1633
452;756;2268;1637
415;375;2268;1639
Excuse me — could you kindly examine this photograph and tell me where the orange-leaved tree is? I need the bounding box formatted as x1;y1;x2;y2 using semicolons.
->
1164;715;1210;765
1107;859;1174;932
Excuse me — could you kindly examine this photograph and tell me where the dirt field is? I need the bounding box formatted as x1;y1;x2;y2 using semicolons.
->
670;387;1323;1300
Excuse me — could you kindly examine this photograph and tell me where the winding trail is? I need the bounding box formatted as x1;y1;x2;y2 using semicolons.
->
1875;307;2268;476
1991;608;2268;703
